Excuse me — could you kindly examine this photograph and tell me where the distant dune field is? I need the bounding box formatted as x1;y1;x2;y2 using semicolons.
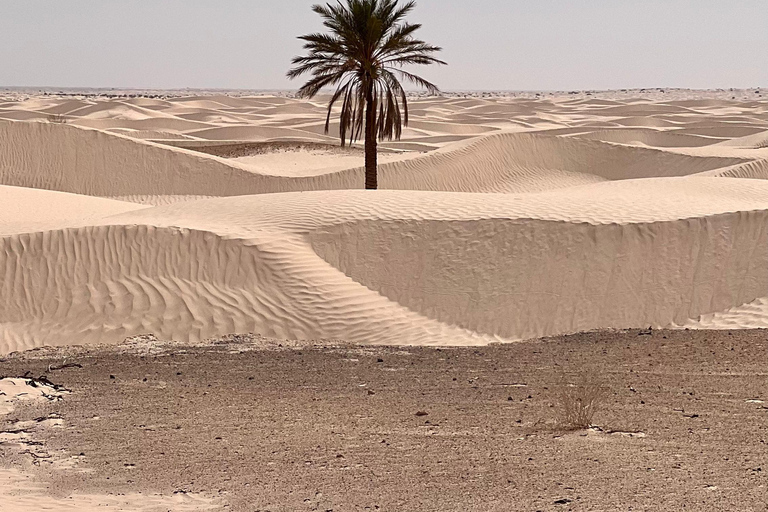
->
1;92;767;353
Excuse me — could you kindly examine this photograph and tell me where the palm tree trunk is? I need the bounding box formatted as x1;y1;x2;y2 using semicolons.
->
364;87;378;190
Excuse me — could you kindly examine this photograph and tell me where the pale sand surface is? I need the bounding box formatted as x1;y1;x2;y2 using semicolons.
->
229;147;418;177
2;179;768;353
0;185;147;236
0;377;220;510
1;92;768;354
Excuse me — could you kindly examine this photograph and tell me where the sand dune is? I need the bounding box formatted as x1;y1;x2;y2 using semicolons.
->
571;128;724;147
69;117;212;132
672;126;766;138
65;102;160;120
0;193;494;353
405;120;499;135
580;104;697;117
36;99;91;115
612;116;679;128
681;297;768;329
409;134;476;144
297;121;431;139
105;128;199;140
186;125;332;141
714;129;768;148
0;110;49;121
708;159;768;179
379;141;438;152
368;132;748;193
174;111;255;124
123;97;175;108
0;121;752;200
2;180;767;353
0;185;146;236
1;93;768;354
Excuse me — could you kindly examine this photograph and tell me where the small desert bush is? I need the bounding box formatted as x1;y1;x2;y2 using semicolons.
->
557;371;608;430
47;114;68;124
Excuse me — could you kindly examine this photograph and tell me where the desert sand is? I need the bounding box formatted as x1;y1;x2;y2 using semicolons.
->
1;92;768;354
1;90;768;509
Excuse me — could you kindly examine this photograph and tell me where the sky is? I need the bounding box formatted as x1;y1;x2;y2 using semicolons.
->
0;0;766;91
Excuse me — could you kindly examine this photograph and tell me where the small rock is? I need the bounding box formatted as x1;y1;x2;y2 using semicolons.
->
415;411;428;417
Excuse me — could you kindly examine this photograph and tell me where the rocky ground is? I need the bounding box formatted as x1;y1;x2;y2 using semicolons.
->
1;329;766;511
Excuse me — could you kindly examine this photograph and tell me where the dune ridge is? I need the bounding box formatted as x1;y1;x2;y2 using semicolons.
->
569;128;725;148
0;120;752;200
0;222;492;354
697;159;768;179
2;182;768;353
1;94;768;353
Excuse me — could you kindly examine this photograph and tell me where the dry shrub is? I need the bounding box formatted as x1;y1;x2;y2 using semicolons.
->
557;371;608;430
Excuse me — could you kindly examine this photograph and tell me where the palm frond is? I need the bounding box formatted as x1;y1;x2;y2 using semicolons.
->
288;0;444;145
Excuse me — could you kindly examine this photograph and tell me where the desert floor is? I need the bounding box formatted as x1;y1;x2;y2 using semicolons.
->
1;329;766;511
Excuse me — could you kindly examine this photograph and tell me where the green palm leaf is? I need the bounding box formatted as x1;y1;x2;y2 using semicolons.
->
288;0;445;189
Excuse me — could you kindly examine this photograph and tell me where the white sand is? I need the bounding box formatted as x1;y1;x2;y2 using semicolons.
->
0;471;219;512
231;148;418;177
0;185;147;236
0;377;221;510
0;93;767;354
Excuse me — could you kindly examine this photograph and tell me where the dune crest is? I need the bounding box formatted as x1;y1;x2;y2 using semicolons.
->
2;182;768;352
0;120;754;200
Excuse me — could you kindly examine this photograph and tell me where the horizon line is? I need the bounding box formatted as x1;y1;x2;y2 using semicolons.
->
2;85;765;94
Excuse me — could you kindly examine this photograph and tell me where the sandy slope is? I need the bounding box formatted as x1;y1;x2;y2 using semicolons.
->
0;472;218;512
0;94;768;354
1;178;768;353
0;186;147;236
0;120;751;197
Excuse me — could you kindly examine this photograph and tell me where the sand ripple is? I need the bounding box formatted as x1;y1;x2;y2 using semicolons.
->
0;94;767;352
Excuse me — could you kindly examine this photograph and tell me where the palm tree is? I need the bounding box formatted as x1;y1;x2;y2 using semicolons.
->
288;0;445;190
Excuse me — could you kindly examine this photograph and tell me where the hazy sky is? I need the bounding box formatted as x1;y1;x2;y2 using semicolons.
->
1;0;766;91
